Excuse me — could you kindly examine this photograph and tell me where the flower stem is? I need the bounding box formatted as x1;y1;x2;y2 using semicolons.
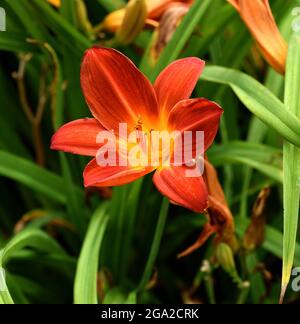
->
137;197;169;291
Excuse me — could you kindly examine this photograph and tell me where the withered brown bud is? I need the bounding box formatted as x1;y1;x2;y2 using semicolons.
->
151;4;189;61
243;187;270;252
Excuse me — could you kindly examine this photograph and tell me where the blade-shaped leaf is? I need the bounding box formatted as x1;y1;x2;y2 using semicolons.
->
0;150;83;204
0;228;66;304
201;66;300;148
74;203;109;304
209;142;283;183
281;33;300;303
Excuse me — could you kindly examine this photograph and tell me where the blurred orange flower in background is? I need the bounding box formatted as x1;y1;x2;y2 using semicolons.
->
228;0;287;74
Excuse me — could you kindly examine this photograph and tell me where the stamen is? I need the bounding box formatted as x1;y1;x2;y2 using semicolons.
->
135;115;143;131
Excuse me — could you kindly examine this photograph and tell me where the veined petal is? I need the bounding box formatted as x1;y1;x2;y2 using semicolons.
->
153;165;208;213
51;118;105;156
228;0;287;74
168;98;223;154
178;223;215;258
81;47;159;135
154;58;205;118
84;158;153;187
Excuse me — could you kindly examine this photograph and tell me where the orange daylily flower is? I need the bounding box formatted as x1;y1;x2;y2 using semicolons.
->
228;0;287;74
51;47;223;213
102;0;193;33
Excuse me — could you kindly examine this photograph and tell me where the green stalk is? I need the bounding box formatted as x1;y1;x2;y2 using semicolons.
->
137;198;169;291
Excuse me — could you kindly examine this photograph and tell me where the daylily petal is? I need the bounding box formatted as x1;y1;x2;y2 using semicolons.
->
203;160;237;249
153;165;208;213
51;118;105;156
84;158;153;187
228;0;287;74
178;223;215;258
81;47;159;135
178;160;237;258
154;58;205;118
168;98;223;155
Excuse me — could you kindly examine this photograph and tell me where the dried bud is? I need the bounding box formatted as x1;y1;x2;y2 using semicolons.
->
151;4;189;61
243;187;270;252
116;0;148;45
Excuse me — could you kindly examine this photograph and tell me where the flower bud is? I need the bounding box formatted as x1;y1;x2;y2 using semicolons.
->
215;243;237;276
75;0;94;39
48;0;61;7
116;0;148;45
102;9;125;33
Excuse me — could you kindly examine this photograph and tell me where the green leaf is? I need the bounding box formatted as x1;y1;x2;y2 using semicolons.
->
281;33;300;302
119;179;144;282
0;228;66;304
201;66;300;148
4;0;53;43
103;288;136;304
29;0;91;55
137;198;169;291
97;0;126;11
239;68;284;219
0;32;39;53
74;203;109;304
0;150;83;204
60;0;77;25
185;5;237;58
59;153;87;235
0;271;13;305
209;142;283;183
105;184;131;283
